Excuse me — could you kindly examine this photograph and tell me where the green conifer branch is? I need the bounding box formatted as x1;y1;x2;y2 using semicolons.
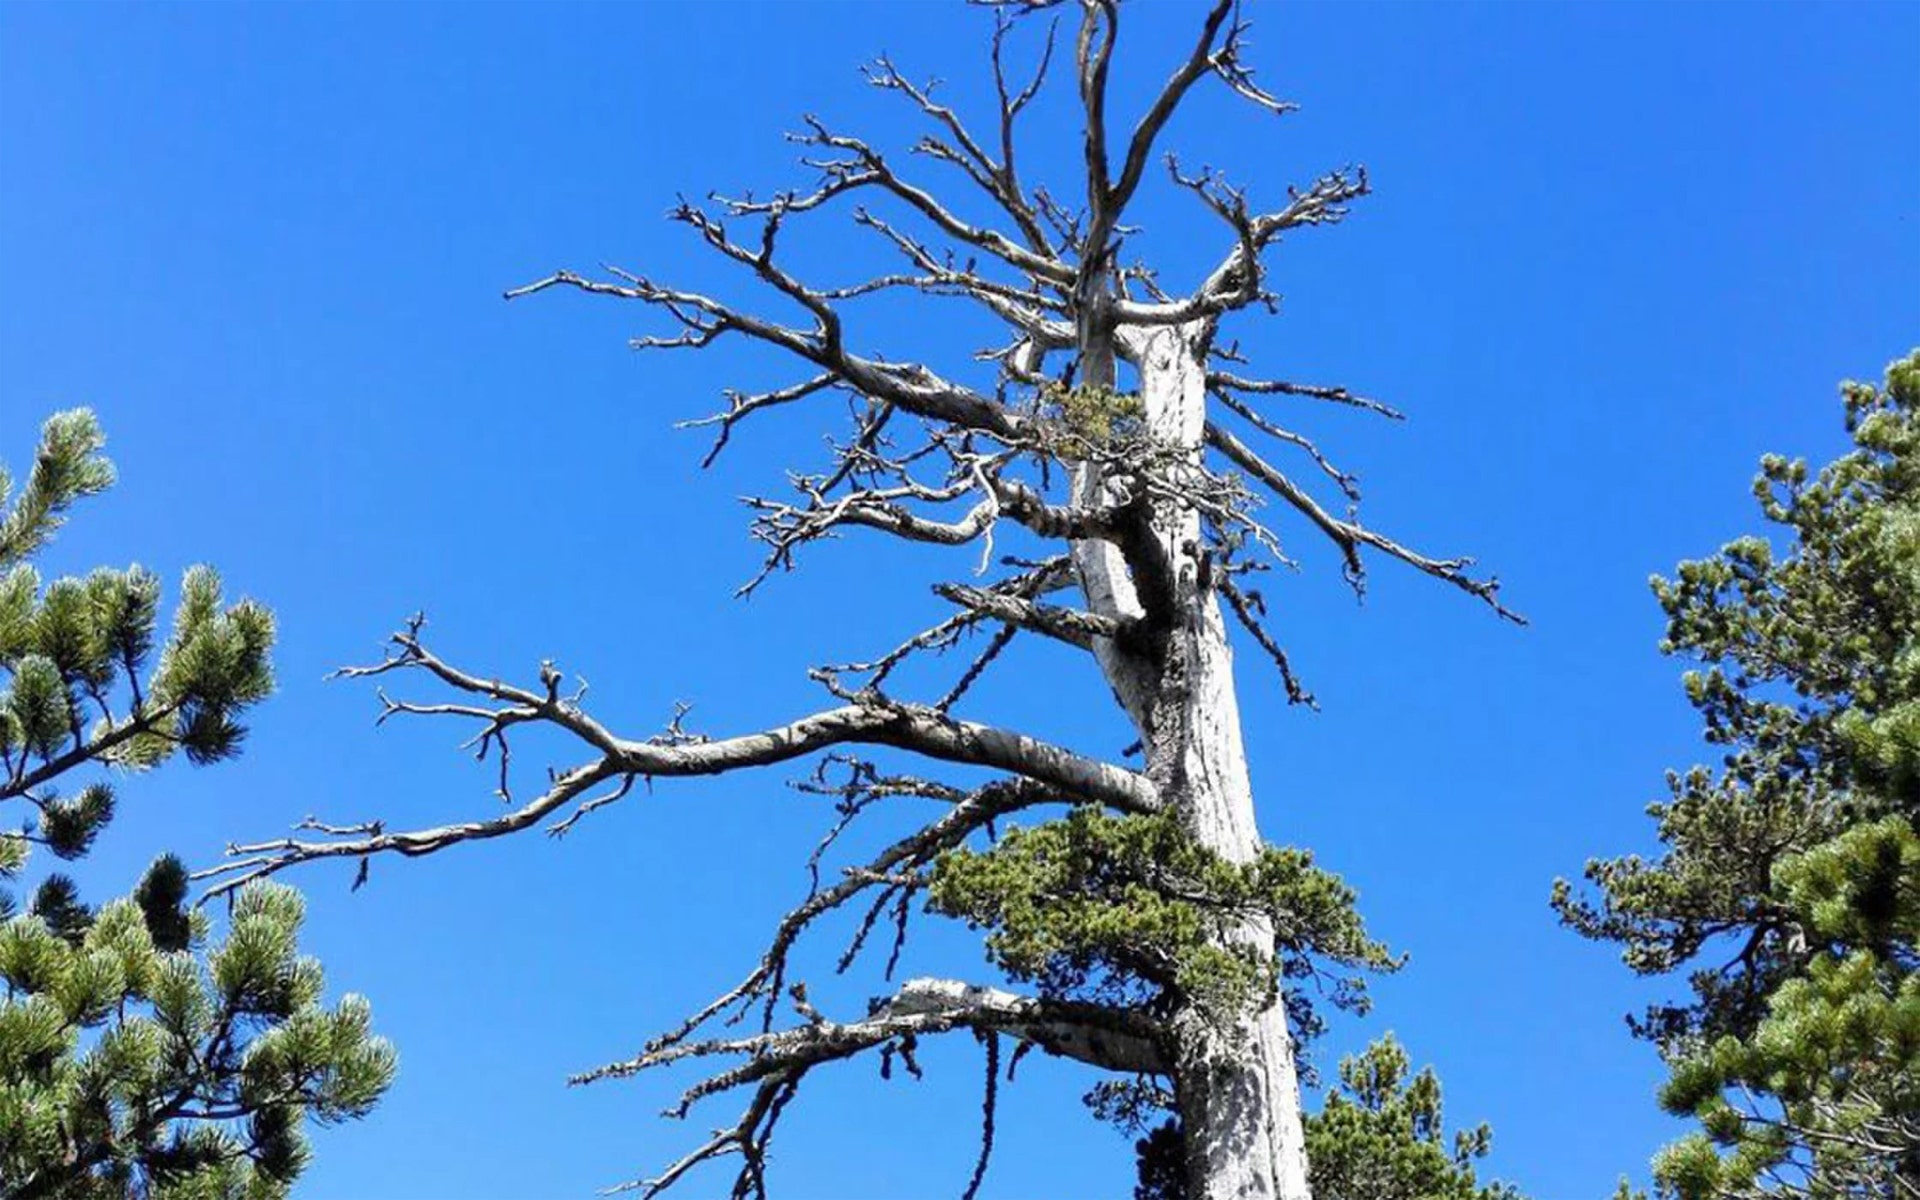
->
0;411;393;1198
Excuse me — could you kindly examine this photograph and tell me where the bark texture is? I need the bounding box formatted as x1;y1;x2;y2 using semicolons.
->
1080;321;1311;1199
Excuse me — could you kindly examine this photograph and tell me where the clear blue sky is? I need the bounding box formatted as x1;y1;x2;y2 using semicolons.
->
3;2;1916;1197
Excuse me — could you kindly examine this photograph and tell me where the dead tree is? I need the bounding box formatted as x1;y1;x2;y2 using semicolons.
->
200;4;1517;1197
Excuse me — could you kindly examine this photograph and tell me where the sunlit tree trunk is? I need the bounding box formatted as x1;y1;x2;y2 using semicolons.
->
1076;316;1313;1199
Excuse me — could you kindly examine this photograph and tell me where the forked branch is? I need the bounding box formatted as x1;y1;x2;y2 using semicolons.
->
196;617;1160;899
1207;421;1523;622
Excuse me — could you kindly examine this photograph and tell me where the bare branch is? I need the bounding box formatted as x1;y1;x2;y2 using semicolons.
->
505;268;1027;444
195;614;1160;895
660;772;1056;1049
1210;385;1361;502
738;428;1139;593
935;621;1021;713
582;976;1164;1090
546;774;637;840
850;207;1073;341
192;757;628;900
1216;576;1314;708
1114;164;1370;326
680;374;842;468
963;1032;1001;1200
990;10;1060;248
934;581;1136;651
1107;0;1237;218
822;555;1071;690
1075;0;1119;237
861;45;1057;260
587;976;1159;1196
1208;368;1405;421
604;1071;796;1199
197;679;1156;888
786;116;1074;285
1206;421;1524;622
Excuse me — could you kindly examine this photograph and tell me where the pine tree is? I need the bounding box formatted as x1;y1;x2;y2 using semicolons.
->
1556;352;1920;1198
1304;1036;1523;1200
204;5;1521;1197
0;410;394;1200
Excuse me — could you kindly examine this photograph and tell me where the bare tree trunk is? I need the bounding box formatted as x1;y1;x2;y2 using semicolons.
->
1076;318;1313;1200
1165;597;1313;1200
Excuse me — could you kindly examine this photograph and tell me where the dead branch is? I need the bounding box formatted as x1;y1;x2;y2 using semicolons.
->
583;975;1164;1091
591;978;1161;1197
653;773;1057;1051
1208;368;1405;421
934;581;1137;651
1210;385;1361;502
194;618;1160;899
1206;421;1524;622
1217;576;1314;707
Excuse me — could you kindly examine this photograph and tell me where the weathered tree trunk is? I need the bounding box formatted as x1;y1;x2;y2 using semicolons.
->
1075;315;1313;1200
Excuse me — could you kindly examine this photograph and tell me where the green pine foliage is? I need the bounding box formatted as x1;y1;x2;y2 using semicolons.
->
1;409;276;922
926;807;1531;1198
1652;815;1918;1198
0;410;393;1199
1304;1035;1523;1200
0;411;115;568
1038;382;1146;445
927;805;1398;1026
0;883;394;1200
1556;353;1920;1197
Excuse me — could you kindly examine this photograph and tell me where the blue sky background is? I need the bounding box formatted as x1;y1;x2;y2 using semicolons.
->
3;2;1917;1197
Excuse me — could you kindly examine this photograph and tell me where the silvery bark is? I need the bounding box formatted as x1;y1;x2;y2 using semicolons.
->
1077;312;1311;1200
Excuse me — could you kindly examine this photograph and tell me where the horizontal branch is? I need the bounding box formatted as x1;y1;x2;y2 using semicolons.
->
1208;369;1404;421
193;759;627;899
195;620;1159;895
583;976;1164;1091
933;582;1136;652
601;698;1159;812
588;973;1161;1197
